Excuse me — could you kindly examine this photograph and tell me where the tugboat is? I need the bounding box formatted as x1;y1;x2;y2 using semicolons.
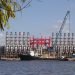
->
18;51;39;60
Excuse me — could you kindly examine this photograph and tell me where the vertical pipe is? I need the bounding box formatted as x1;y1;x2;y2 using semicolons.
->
52;32;54;47
64;33;66;45
63;33;66;54
6;32;8;56
27;32;30;52
23;32;25;53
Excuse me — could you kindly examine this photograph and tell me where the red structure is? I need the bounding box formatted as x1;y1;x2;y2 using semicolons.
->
30;36;51;48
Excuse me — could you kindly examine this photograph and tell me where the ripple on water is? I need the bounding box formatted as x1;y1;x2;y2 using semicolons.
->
0;60;75;75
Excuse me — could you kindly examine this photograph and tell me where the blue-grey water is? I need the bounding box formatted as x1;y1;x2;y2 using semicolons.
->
0;60;75;75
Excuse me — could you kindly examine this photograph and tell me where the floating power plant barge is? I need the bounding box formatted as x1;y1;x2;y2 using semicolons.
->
0;32;75;61
0;11;75;61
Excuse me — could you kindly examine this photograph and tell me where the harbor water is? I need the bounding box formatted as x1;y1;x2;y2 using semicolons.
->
0;60;75;75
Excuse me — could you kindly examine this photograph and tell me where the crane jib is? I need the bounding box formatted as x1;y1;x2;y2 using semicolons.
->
49;11;70;51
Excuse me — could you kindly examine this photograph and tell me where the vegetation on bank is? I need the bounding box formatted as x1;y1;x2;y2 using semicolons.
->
0;0;32;30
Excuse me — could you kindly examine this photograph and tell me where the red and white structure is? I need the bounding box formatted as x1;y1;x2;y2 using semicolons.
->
30;36;51;49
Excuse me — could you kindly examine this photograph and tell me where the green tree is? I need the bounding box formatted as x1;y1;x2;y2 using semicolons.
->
0;0;32;30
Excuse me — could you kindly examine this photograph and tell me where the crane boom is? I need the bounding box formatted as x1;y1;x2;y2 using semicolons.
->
54;10;70;46
59;11;70;33
48;11;70;51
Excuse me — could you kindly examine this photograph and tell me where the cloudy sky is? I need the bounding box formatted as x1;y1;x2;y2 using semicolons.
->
0;0;75;45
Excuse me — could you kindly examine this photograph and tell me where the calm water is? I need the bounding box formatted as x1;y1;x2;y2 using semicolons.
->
0;60;75;75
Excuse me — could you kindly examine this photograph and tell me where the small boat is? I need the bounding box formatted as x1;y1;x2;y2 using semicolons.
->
67;53;75;61
18;51;40;60
58;56;68;61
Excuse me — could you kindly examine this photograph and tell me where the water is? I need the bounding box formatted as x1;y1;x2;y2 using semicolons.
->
0;60;75;75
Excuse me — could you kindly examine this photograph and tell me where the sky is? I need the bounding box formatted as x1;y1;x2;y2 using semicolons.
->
0;0;75;45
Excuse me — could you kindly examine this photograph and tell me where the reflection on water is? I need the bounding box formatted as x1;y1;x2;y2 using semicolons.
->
0;60;75;75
